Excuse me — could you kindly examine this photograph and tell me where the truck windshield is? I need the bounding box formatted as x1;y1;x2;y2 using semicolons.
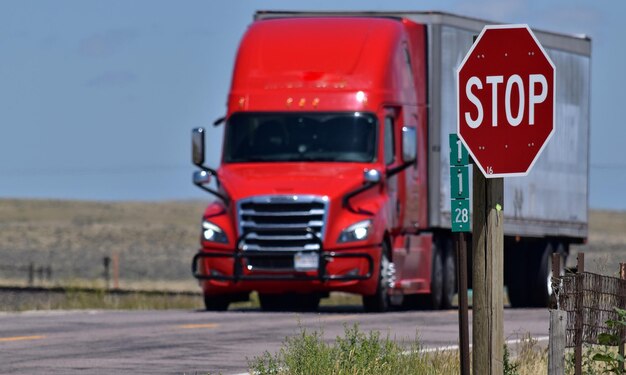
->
223;112;377;163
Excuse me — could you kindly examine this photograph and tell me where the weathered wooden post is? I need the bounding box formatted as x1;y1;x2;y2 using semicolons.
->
549;253;565;375
103;256;111;290
472;169;504;374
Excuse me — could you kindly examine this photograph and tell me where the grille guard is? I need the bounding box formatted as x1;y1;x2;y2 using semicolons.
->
191;232;375;282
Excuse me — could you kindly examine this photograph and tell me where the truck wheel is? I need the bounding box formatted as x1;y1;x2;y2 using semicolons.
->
428;245;444;310
362;243;391;313
548;243;567;297
204;295;230;311
531;242;566;307
441;237;456;309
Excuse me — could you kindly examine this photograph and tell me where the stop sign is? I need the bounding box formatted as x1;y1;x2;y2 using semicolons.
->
457;25;555;177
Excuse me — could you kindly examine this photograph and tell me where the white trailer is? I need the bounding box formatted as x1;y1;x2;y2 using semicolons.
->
256;11;591;306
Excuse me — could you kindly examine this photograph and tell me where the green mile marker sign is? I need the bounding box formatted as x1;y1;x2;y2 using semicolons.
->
449;134;470;232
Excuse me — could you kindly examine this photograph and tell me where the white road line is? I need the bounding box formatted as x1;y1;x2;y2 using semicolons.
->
404;335;550;355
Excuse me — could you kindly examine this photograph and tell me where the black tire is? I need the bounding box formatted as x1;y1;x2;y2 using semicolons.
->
441;237;456;309
362;243;391;313
428;244;444;310
204;295;230;311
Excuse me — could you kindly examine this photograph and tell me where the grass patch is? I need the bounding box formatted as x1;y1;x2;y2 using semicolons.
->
564;344;626;375
513;333;548;375
1;287;203;311
249;325;551;375
248;323;457;375
61;289;203;310
319;292;363;307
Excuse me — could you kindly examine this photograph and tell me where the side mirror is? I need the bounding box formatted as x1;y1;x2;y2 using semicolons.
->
193;170;212;185
402;127;417;162
213;116;225;127
363;169;381;184
192;128;205;166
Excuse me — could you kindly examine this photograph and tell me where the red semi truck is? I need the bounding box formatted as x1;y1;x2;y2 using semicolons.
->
191;11;591;311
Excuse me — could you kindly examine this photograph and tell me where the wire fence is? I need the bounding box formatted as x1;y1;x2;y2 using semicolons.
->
559;271;626;348
551;254;626;375
0;250;192;288
0;263;52;286
0;258;115;288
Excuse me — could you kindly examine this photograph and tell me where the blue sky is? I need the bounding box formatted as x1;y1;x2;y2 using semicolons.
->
1;0;624;210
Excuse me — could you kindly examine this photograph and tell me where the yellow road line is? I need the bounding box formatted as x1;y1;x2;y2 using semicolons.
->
0;335;46;343
177;323;218;329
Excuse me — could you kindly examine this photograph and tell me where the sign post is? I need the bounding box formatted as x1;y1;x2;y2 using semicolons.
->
471;172;504;374
457;24;556;375
449;134;471;375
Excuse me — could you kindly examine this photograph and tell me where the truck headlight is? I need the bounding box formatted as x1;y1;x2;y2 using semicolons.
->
202;221;228;244
338;220;373;243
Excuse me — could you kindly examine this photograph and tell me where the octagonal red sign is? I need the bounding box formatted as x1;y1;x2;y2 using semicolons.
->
457;24;555;177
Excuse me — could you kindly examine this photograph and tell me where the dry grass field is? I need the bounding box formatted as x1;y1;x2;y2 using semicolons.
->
0;199;624;291
0;199;206;291
570;210;626;276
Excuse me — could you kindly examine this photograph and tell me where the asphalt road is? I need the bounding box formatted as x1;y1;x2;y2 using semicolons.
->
0;306;548;374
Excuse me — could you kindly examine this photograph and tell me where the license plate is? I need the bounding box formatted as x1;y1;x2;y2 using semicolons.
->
294;252;319;271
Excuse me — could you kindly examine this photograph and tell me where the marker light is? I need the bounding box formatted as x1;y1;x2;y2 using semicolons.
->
356;91;367;104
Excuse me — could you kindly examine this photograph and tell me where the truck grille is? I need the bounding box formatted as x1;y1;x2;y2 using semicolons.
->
237;195;329;270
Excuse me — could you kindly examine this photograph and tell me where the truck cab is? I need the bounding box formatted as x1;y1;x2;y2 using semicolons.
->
191;16;433;312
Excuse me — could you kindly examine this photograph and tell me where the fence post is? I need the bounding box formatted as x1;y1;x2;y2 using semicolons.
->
618;263;626;374
548;253;567;375
548;253;565;375
103;256;111;290
549;309;566;375
574;252;585;375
